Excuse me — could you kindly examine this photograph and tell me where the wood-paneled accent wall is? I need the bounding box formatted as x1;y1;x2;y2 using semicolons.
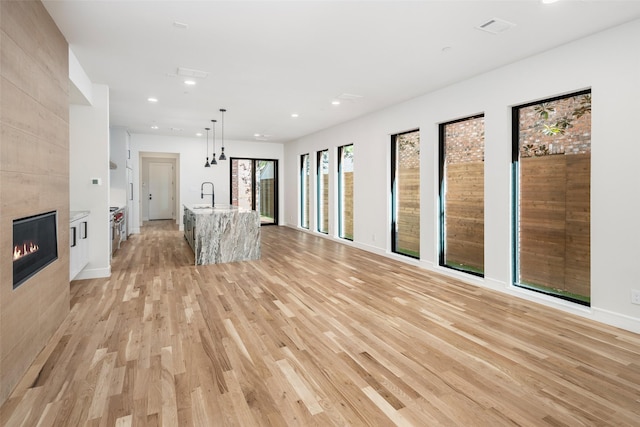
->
519;154;590;298
0;0;69;405
444;162;484;271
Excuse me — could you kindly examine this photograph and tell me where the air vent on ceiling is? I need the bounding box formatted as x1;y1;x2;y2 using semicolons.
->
254;134;273;141
476;18;516;35
336;93;364;102
177;67;209;79
173;21;189;30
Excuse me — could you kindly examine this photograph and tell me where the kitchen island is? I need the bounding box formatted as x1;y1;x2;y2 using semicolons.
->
183;204;260;265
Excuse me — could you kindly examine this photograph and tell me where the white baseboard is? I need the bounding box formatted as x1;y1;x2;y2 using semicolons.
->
591;307;640;334
73;266;111;281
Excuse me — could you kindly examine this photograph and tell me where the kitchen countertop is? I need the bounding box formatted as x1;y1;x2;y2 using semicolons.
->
184;204;249;214
70;210;90;222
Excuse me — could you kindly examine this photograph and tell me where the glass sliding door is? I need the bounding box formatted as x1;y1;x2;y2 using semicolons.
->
439;115;485;276
257;160;276;224
391;130;420;258
230;157;278;225
513;90;591;305
300;153;310;229
316;149;329;234
338;144;353;240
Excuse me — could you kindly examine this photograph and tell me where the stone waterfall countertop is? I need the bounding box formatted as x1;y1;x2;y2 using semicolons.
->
184;204;260;265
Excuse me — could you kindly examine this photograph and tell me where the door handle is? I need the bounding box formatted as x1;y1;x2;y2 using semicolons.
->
149;194;152;200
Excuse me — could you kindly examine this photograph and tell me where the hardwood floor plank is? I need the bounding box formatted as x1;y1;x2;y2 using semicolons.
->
160;347;178;426
35;401;63;427
361;385;413;427
87;352;117;420
1;221;639;426
114;414;132;427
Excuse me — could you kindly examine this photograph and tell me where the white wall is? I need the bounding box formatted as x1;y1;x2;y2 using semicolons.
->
284;19;640;333
130;133;284;232
69;83;111;279
68;47;92;105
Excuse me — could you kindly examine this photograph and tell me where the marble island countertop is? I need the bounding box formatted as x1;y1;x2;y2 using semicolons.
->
185;204;249;214
183;204;260;265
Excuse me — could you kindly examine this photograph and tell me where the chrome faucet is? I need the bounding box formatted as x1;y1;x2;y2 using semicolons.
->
200;181;215;207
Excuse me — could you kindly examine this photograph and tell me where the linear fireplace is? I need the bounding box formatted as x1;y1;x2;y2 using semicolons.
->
13;211;58;289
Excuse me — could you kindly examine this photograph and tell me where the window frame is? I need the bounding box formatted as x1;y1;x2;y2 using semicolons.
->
338;144;354;241
390;129;420;259
511;89;591;306
300;153;309;229
316;149;329;234
438;114;485;277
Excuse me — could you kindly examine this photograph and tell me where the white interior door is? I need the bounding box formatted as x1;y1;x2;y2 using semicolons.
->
148;162;173;220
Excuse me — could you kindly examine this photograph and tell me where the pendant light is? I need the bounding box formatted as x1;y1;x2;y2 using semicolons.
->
204;127;211;167
210;119;218;165
219;108;227;161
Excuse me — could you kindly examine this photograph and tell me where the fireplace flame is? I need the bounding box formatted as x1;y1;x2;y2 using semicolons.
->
13;241;39;261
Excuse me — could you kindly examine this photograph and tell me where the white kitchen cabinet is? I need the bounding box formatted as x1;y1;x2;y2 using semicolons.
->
70;211;90;280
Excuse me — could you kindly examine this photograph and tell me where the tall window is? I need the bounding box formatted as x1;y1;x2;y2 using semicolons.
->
316;149;329;234
391;130;420;258
439;115;485;276
338;144;354;240
513;90;591;305
300;153;310;229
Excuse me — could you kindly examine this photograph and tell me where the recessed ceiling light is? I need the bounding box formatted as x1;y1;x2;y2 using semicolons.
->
147;97;158;103
291;113;299;118
196;132;203;137
254;133;261;137
541;0;559;3
331;100;341;106
151;125;159;130
184;80;196;86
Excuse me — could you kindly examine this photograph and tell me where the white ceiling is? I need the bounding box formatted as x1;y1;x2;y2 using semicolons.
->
43;0;640;144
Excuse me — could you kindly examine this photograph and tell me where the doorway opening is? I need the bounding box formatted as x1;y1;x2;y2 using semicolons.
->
140;154;179;223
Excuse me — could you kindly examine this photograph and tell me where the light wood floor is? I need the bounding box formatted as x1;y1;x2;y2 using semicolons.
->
1;221;639;426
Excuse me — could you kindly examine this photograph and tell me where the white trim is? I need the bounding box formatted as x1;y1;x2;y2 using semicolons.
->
74;266;111;280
